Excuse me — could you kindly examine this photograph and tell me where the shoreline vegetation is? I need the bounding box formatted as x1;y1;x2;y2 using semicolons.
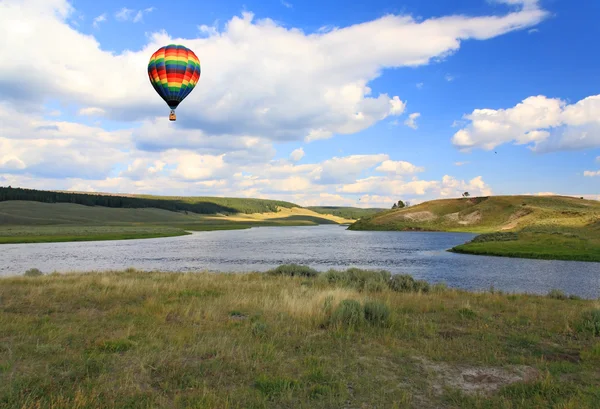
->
1;265;599;408
349;195;600;263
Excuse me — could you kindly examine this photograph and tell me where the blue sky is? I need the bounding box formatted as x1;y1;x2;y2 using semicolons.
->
0;0;599;207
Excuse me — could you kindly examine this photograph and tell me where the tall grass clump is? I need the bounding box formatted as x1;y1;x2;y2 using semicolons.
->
389;274;430;293
363;300;391;327
578;309;600;337
547;289;568;300
329;299;365;328
320;268;391;292
23;268;43;277
266;264;319;278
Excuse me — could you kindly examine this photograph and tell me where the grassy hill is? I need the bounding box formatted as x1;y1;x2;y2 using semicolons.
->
349;195;600;262
307;206;387;220
0;201;353;244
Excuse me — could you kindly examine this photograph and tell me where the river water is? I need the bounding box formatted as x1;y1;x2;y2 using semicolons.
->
1;225;598;298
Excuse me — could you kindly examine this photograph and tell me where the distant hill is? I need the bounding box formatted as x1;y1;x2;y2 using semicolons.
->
307;206;387;220
0;186;298;215
348;195;600;233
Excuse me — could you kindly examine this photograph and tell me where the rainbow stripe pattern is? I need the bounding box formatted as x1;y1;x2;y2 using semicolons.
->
148;44;201;110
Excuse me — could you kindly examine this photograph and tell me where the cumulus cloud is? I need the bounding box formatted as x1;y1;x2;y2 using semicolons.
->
454;161;470;166
584;170;600;177
289;148;305;162
404;112;421;129
375;160;424;175
452;94;600;152
0;0;548;147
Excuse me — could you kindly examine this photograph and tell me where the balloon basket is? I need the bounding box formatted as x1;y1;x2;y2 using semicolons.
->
169;110;176;121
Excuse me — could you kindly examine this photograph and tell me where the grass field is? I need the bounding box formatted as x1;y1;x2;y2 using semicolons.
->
307;206;387;220
1;266;599;409
0;202;353;244
349;195;600;262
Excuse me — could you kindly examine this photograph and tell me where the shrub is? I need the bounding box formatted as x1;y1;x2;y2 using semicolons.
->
547;289;567;300
266;264;319;278
251;321;268;338
24;268;43;277
320;268;390;292
329;300;365;328
389;274;430;293
578;309;600;337
432;282;448;293
363;301;391;327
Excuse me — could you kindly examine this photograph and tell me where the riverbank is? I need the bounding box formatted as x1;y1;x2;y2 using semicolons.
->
0;201;354;244
1;266;599;409
349;195;600;262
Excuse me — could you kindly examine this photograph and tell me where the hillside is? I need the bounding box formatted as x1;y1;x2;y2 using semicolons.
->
349;195;600;262
307;206;387;220
0;201;353;244
0;186;298;215
349;195;600;233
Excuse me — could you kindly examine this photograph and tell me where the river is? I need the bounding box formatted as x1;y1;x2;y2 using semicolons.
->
1;225;598;298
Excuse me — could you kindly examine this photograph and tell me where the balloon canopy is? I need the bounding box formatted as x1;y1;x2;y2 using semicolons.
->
147;44;201;121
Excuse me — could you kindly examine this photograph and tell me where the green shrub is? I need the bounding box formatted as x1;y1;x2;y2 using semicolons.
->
23;268;43;277
578;309;600;337
363;301;391;326
330;300;365;328
547;289;568;300
458;308;477;319
320;268;390;292
432;282;448;293
251;321;268;338
389;274;430;293
266;264;319;278
569;294;582;301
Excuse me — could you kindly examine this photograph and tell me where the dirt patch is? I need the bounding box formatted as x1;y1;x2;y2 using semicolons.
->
415;356;539;396
402;211;437;222
458;211;482;225
444;212;459;222
501;209;533;231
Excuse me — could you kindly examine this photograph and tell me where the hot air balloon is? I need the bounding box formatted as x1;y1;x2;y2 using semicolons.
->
147;44;201;121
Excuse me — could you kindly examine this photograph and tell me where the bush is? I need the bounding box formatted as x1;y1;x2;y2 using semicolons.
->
320;268;391;292
389;274;429;293
363;301;391;326
578;309;600;337
24;268;43;277
251;321;268;338
266;264;319;278
547;289;568;300
329;300;365;328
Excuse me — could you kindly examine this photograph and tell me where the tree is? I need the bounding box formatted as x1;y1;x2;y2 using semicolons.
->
405;201;411;207
392;203;398;209
397;200;405;209
462;192;470;198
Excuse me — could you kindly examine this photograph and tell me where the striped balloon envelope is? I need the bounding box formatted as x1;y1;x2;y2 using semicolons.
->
147;44;201;121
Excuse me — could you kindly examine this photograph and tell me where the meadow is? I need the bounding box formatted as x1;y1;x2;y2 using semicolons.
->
1;265;599;408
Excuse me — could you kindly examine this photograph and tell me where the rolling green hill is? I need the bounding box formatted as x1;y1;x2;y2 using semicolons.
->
349;195;600;262
307;206;387;220
0;186;298;215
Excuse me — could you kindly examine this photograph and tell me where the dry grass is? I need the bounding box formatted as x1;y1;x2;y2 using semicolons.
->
1;268;599;408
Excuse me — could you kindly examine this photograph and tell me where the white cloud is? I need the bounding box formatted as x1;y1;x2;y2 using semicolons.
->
115;7;134;21
92;13;106;28
454;161;470;166
416;82;424;89
404;112;421;129
115;6;153;23
0;0;548;147
596;156;600;163
289;148;305;162
584;170;600;177
528;28;539;34
281;0;292;8
445;74;455;82
375;160;424;175
452;94;600;152
78;107;106;116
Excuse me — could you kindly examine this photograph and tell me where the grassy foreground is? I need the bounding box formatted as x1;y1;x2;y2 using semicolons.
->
1;266;600;409
349;195;600;262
